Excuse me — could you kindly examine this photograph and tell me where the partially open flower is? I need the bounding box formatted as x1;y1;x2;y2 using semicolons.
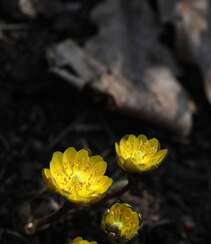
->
101;203;141;242
115;134;168;173
71;236;97;244
42;147;113;205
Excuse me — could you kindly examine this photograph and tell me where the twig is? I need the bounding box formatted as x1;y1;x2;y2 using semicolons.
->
104;183;130;201
0;23;29;31
5;229;28;243
24;201;71;235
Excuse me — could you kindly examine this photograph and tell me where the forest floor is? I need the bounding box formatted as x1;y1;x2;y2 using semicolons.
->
1;1;211;244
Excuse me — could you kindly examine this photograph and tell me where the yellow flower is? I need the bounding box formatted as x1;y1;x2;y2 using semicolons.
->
71;236;97;244
42;147;113;204
115;134;168;173
101;203;141;242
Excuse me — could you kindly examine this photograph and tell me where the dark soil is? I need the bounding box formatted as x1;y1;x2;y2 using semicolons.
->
0;1;211;244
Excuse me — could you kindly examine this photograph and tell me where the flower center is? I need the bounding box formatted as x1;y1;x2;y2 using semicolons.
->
71;173;82;183
113;221;123;229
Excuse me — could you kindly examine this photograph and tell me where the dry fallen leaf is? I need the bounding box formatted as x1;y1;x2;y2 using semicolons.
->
47;0;195;136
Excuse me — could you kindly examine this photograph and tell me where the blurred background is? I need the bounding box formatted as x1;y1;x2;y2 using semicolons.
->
1;0;211;243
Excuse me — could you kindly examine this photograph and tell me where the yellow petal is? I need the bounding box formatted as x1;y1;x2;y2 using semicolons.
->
90;155;104;163
147;138;160;153
80;241;90;244
128;134;138;151
124;135;134;155
137;134;147;144
119;135;129;155
42;168;56;191
50;151;64;177
71;237;97;244
115;142;121;156
135;149;167;172
153;149;168;165
123;159;140;173
74;149;90;172
90;155;107;175
76;149;89;162
92;176;113;194
116;156;124;168
50;151;70;188
72;237;83;244
63;147;77;173
66;192;95;204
